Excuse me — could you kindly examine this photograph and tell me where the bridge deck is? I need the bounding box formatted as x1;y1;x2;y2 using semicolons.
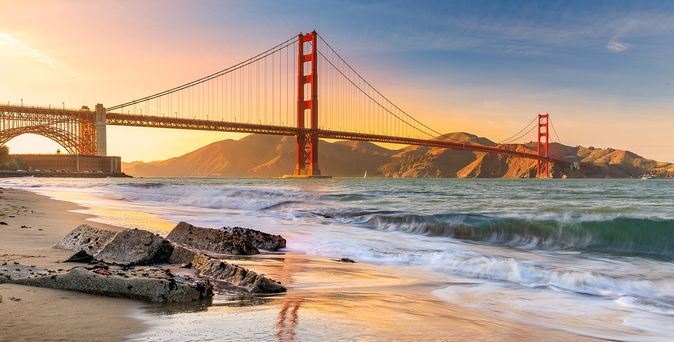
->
0;105;568;165
107;112;569;164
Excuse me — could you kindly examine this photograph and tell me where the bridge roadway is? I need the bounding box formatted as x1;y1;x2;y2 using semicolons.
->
0;105;569;165
108;112;569;165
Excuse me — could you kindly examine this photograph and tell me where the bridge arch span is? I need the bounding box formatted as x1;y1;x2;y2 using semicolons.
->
0;125;82;155
0;106;99;155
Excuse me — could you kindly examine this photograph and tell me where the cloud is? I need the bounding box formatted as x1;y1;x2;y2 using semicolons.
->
0;31;63;69
607;39;629;53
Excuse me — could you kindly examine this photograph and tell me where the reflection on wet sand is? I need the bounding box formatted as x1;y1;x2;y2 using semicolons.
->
276;294;302;341
275;250;305;342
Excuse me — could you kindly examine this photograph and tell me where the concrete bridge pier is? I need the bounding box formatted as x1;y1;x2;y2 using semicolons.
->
95;104;107;156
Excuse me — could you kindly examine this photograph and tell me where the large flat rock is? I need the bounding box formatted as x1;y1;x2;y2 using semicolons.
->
167;222;259;255
0;264;213;303
95;228;174;265
53;224;118;254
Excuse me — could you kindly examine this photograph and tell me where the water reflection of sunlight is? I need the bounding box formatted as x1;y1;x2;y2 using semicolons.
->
41;189;175;233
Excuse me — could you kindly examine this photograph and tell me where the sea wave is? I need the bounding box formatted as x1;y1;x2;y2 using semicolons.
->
314;209;674;259
111;186;311;211
123;182;167;189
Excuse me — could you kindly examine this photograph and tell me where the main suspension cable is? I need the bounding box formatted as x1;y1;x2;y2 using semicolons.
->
108;35;298;111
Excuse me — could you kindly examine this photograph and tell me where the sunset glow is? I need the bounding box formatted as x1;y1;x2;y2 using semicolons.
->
2;0;673;162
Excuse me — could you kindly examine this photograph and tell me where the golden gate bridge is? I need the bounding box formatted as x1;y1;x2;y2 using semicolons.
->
0;31;569;177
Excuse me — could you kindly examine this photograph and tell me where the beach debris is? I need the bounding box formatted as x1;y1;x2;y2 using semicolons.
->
9;297;21;302
0;221;7;225
335;257;356;263
20;225;30;229
220;226;287;251
95;229;173;266
54;224;117;254
167;222;259;255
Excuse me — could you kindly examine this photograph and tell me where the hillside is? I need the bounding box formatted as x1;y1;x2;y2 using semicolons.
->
122;133;674;178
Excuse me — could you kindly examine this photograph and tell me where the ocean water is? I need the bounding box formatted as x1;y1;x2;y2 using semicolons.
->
5;177;674;340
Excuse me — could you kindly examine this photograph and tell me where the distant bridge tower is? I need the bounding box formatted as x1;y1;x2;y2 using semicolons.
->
537;113;550;178
294;31;320;176
95;104;107;156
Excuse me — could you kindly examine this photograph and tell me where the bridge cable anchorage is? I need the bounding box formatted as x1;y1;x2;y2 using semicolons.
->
107;35;299;112
316;33;449;141
497;115;538;144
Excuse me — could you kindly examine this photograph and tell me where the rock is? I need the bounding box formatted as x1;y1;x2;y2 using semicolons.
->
64;250;97;263
220;226;286;251
0;264;213;303
95;229;173;266
335;257;356;263
167;222;259;255
169;245;286;294
54;224;118;254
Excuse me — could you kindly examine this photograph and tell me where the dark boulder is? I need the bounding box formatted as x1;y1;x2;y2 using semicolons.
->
167;222;258;255
95;229;173;265
220;226;286;251
169;245;286;294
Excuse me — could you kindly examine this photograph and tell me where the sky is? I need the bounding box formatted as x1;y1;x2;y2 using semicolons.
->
1;0;673;162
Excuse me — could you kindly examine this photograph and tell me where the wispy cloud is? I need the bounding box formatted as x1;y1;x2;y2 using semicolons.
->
0;31;62;70
607;39;629;53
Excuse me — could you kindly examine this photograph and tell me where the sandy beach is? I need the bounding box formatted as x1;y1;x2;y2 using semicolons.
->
0;187;597;341
0;188;145;341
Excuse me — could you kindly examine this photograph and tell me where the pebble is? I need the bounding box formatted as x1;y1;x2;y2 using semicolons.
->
335;257;357;263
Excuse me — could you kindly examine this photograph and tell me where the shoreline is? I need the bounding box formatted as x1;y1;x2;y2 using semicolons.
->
0;187;597;341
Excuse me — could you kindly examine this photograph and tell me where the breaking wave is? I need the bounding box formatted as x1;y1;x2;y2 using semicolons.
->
314;209;674;259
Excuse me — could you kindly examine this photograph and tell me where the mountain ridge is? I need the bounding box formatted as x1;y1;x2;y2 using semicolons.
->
122;133;674;178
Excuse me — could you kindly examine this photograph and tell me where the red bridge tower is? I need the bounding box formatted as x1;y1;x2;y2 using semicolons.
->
294;31;321;176
537;113;550;178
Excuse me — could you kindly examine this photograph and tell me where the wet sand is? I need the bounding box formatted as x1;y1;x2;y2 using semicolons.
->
1;187;597;341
